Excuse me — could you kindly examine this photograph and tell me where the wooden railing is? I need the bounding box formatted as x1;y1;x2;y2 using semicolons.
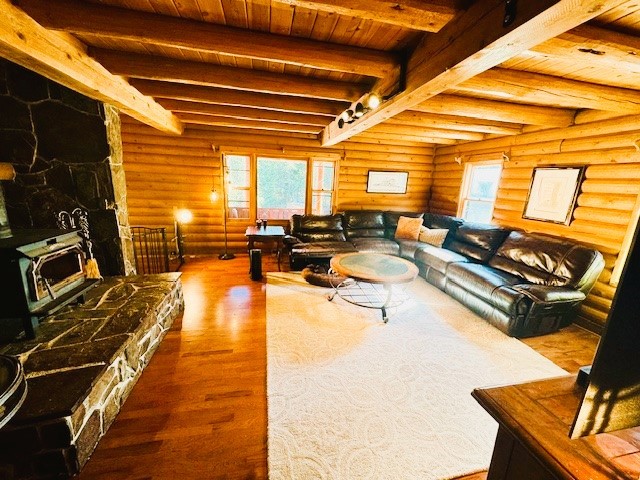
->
132;226;170;274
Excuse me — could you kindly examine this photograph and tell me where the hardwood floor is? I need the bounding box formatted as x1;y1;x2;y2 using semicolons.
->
77;254;600;480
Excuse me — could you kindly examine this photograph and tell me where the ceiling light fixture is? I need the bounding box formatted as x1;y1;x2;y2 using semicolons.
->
337;93;382;129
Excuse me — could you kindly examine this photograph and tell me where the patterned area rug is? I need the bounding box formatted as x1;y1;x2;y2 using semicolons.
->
266;272;568;480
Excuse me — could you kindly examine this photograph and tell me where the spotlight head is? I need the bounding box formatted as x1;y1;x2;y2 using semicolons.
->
338;118;345;128
367;94;381;109
345;109;354;123
354;102;365;118
340;110;350;122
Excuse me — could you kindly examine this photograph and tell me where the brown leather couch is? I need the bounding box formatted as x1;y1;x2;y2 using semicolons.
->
286;210;605;338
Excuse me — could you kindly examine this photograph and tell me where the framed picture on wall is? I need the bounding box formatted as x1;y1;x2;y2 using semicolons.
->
366;171;409;194
522;166;585;225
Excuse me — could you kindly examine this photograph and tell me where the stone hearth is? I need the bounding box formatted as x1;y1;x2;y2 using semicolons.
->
0;273;184;479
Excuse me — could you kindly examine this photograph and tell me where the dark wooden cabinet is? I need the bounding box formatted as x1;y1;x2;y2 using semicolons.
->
473;375;640;480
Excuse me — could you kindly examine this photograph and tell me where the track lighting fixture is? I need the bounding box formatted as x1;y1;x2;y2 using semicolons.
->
336;93;382;128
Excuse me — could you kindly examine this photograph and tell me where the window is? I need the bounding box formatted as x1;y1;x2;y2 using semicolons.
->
311;160;335;215
223;152;335;220
458;161;502;223
225;154;251;219
257;157;307;220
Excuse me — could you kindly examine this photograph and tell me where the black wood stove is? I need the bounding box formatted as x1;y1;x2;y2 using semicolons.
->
0;229;99;339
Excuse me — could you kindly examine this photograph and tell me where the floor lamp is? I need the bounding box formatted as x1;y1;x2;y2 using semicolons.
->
218;157;235;260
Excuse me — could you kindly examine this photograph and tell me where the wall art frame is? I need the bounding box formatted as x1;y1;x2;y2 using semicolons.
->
366;170;408;194
522;165;585;225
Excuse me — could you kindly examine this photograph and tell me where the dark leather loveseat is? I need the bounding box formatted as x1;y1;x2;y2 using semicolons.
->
286;210;605;338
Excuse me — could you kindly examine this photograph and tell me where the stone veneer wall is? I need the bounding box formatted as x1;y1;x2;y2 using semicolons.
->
0;274;184;478
0;58;134;276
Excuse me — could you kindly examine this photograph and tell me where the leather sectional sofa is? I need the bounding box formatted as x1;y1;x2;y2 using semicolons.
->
285;210;605;338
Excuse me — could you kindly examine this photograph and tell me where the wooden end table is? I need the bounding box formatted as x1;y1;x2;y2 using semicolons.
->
245;225;285;272
327;252;419;323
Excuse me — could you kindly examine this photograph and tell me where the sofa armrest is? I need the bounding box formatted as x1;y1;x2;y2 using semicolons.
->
283;234;302;247
513;284;586;304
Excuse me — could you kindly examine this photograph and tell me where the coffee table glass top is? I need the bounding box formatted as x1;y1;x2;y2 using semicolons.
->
330;253;418;284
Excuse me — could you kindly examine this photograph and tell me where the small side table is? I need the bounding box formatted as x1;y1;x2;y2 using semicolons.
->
245;225;286;272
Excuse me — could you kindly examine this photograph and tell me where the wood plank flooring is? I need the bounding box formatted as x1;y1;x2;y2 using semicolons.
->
77;254;600;480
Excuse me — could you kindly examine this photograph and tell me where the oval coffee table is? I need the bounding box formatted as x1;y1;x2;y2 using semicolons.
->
327;252;419;323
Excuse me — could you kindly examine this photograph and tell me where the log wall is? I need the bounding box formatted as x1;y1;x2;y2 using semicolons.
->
431;114;640;332
119;115;434;257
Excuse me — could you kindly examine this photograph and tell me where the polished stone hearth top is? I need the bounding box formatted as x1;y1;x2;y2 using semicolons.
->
0;273;181;424
0;273;184;478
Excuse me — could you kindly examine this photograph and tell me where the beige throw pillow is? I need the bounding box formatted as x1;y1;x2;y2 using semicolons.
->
419;226;449;248
395;216;423;241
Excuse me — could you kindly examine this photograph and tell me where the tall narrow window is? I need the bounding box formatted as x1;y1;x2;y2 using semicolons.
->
458;161;502;223
311;160;335;215
257;157;307;220
225;154;250;219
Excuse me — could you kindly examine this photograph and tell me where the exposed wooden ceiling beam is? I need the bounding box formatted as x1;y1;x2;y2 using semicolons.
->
176;113;322;134
390;111;523;135
532;24;640;74
322;0;628;146
413;94;576;127
16;0;398;78
90;49;368;102
271;0;459;32
130;80;347;117
370;123;485;141
453;67;640;112
0;0;182;135
354;131;457;144
156;99;330;126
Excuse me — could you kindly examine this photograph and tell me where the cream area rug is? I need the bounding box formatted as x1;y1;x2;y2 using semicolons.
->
266;272;568;480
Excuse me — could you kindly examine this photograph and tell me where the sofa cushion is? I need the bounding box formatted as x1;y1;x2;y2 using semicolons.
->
447;223;512;263
290;214;346;242
446;262;529;315
395;216;423;240
342;210;386;239
488;231;605;292
351;238;400;256
418;226;449;247
414;244;470;274
383;211;424;238
423;213;464;248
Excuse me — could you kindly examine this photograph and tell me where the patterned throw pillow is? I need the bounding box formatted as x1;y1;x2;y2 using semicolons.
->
418;226;449;248
395;216;423;241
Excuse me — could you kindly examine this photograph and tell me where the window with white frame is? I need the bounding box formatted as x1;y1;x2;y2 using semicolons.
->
311;160;335;215
225;154;251;219
458;161;503;223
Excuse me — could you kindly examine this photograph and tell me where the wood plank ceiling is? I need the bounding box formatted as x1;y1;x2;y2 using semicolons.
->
4;0;640;146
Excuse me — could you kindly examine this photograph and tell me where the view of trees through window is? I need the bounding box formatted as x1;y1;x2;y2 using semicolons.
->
257;157;307;219
223;153;335;220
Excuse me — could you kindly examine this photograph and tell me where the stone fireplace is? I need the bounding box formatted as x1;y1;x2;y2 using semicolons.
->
0;57;135;277
0;59;184;478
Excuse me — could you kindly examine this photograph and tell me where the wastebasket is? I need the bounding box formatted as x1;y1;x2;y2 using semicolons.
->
249;249;262;280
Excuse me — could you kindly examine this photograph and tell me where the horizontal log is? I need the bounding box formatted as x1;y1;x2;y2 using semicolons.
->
130;79;348;116
509;148;640;168
20;0;398;77
579;304;609;325
580;179;640;195
572;207;631;226
586;164;640;179
91;48;369;102
576;193;637;211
